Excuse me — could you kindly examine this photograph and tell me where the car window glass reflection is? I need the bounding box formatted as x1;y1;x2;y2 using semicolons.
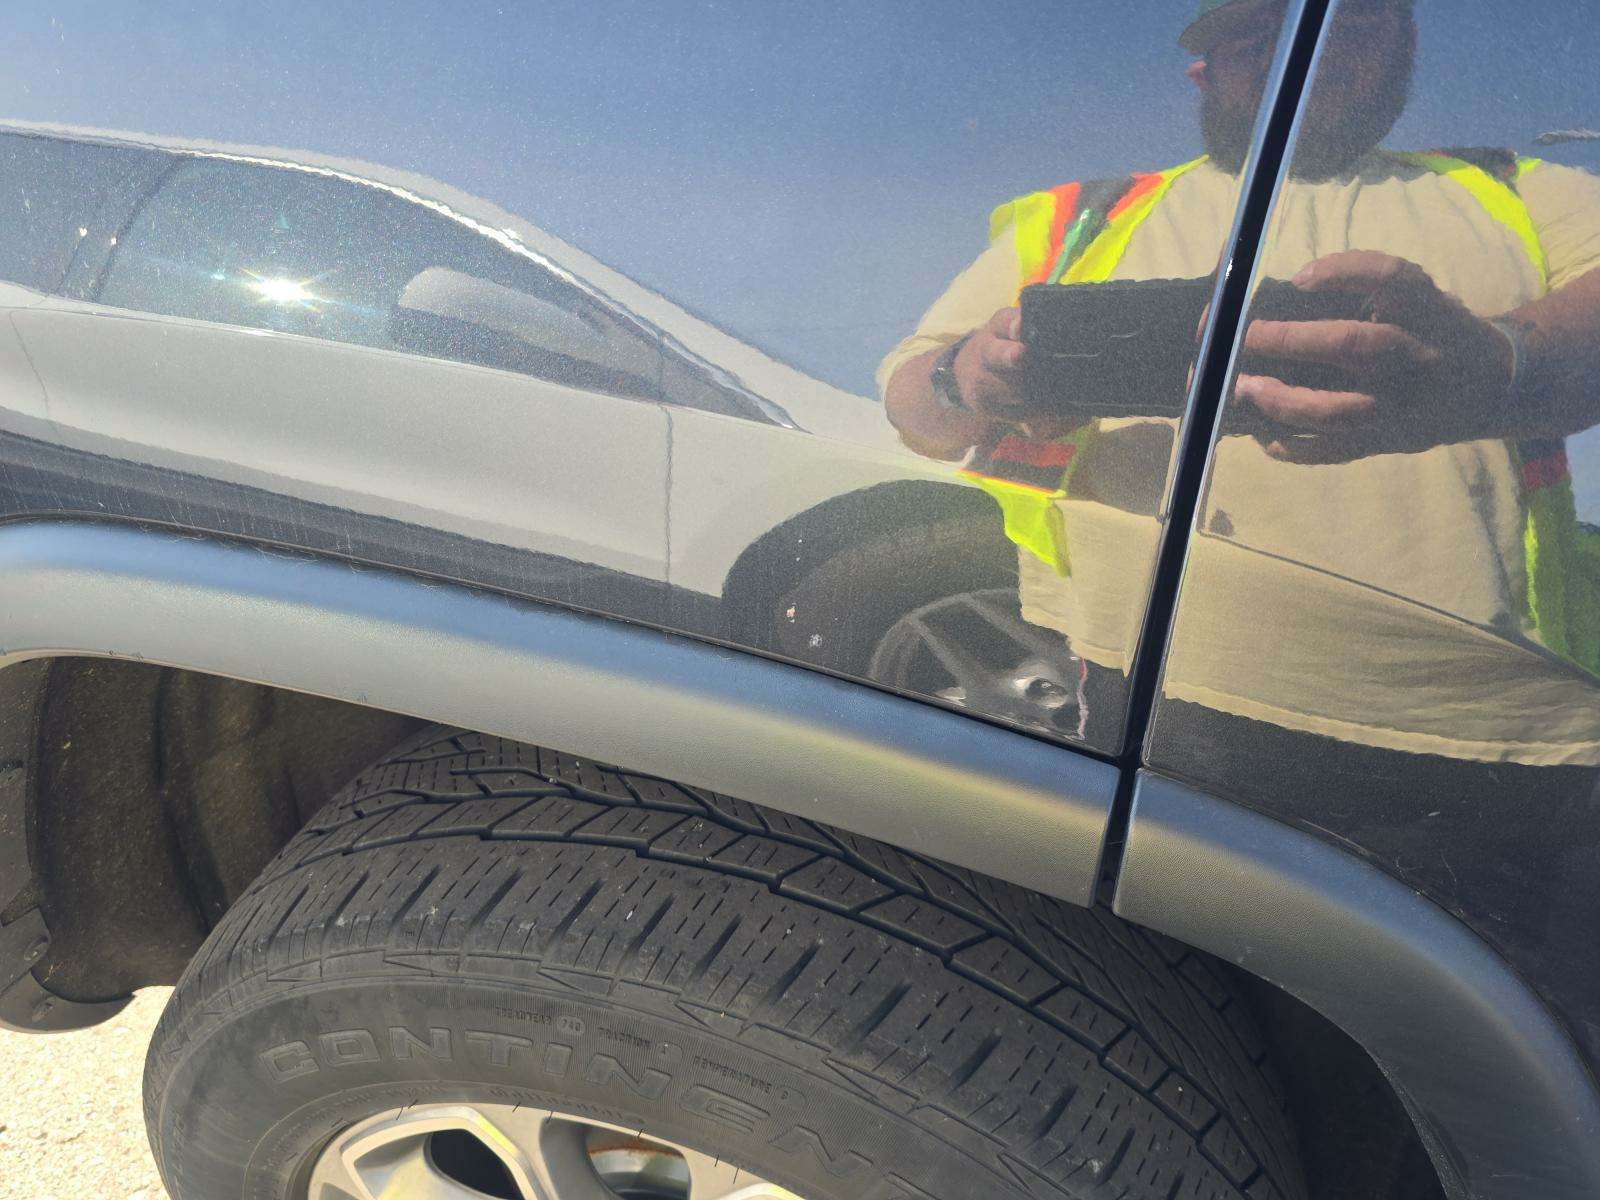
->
97;158;663;399
0;132;134;294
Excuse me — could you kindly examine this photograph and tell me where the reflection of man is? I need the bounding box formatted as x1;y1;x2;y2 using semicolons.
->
880;0;1600;762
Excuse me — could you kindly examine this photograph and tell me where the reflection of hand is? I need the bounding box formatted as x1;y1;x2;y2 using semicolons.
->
953;307;1030;416
1237;251;1516;463
955;307;1079;438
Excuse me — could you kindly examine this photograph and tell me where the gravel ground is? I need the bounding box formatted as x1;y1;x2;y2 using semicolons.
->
0;987;171;1200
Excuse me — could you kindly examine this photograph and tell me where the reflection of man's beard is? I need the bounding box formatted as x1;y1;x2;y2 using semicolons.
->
1201;61;1413;181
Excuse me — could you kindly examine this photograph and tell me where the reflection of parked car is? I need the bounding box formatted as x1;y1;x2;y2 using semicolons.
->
0;124;1043;707
3;4;1600;1200
3;125;1011;649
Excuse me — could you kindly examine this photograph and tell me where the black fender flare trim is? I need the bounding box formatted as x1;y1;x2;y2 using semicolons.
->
1114;770;1600;1200
0;520;1116;922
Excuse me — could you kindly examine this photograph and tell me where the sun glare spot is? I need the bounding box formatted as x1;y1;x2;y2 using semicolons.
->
248;276;317;306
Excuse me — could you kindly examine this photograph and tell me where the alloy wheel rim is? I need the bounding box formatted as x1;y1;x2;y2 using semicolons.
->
305;1103;806;1200
869;587;1084;738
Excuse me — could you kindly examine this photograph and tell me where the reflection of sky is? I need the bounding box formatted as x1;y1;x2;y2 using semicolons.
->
0;0;1210;396
2;1;1598;507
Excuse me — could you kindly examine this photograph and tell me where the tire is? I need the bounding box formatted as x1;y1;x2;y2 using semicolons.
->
774;518;1094;739
144;726;1306;1200
771;515;1019;675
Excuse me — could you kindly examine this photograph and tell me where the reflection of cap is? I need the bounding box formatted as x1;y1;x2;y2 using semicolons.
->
1180;0;1413;56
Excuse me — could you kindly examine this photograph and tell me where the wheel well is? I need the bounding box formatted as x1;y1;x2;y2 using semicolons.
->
1228;964;1444;1200
1;655;1442;1198
15;656;423;1003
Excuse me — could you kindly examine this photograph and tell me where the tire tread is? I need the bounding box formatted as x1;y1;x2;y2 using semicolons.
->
147;726;1304;1200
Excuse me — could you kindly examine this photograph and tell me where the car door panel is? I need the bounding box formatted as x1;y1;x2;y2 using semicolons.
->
1151;0;1600;1073
11;300;672;579
0;2;1301;753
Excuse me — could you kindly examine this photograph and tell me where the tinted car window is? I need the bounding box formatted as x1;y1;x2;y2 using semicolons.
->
0;132;147;293
98;158;663;399
1152;0;1600;1070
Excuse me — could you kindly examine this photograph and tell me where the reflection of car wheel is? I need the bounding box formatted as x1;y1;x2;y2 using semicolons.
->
870;588;1086;739
772;519;1081;735
145;727;1305;1200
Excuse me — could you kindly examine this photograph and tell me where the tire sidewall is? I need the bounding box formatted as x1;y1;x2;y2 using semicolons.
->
770;516;1019;675
152;976;1014;1200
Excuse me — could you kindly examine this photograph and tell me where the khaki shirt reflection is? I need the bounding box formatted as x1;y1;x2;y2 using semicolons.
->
879;156;1600;766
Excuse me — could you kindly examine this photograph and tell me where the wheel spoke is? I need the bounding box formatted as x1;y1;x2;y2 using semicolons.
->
954;590;1065;658
681;1149;746;1198
906;615;993;692
485;1108;589;1200
306;1145;367;1200
362;1142;493;1200
307;1104;807;1200
681;1148;806;1200
308;1105;550;1200
869;588;1083;732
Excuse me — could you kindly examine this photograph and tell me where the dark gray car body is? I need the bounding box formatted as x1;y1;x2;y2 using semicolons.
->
1;3;1597;1197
